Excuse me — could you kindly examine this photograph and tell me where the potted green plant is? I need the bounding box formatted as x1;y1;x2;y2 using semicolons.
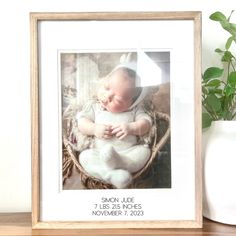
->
202;10;236;225
202;11;236;128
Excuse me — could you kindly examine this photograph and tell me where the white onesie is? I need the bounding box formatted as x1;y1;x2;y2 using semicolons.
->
77;101;152;188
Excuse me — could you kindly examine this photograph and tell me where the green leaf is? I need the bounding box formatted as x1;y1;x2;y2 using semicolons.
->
205;94;222;111
229;23;236;35
215;48;224;53
202;86;208;95
225;36;234;50
227;10;234;21
203;67;224;81
214;89;223;95
208;87;223;95
221;51;234;62
221;21;236;36
220;20;231;32
222;110;231;120
228;71;236;86
210;12;227;22
206;79;221;87
224;85;235;96
202;113;213;129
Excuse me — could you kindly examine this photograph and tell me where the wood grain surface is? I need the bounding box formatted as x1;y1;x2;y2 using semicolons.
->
0;213;236;236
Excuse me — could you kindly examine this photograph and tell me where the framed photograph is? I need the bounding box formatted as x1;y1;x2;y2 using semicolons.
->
31;12;202;229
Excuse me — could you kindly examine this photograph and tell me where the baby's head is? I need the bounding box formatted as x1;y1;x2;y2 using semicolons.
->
98;67;141;113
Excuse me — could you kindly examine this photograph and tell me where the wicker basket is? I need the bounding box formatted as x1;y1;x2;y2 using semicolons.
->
63;111;170;189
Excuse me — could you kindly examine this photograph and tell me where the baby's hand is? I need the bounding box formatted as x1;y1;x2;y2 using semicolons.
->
94;124;112;139
111;123;133;140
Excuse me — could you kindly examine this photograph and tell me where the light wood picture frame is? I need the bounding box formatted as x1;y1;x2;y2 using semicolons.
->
31;12;202;229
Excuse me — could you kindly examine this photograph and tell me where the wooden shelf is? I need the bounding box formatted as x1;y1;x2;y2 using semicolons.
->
0;213;236;235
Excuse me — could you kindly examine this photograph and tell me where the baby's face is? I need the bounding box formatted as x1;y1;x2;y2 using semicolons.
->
98;70;135;113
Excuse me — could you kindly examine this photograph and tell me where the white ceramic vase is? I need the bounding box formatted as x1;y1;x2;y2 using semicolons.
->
202;121;236;225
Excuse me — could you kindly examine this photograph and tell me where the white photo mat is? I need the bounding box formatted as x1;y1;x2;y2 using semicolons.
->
31;12;202;229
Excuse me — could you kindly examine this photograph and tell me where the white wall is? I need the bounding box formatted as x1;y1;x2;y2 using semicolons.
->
0;0;235;212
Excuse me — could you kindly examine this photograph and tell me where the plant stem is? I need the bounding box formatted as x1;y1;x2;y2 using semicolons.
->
232;112;236;119
227;62;230;83
230;61;236;71
202;102;218;120
221;81;227;86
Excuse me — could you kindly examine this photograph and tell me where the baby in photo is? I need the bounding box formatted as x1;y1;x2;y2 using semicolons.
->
77;61;152;188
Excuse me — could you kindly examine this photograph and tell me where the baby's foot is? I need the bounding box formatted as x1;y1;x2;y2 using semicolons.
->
104;169;132;189
100;145;119;169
